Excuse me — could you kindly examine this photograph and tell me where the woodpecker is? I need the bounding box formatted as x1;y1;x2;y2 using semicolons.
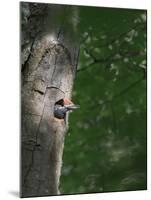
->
54;98;80;119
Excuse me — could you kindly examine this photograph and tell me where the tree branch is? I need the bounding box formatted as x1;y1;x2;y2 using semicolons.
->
95;22;145;49
77;50;144;73
90;76;144;110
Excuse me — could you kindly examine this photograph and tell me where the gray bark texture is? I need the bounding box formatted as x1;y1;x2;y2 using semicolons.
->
21;2;79;197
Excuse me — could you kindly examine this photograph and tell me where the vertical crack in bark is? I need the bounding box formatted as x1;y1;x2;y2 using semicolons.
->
22;89;46;187
57;7;67;40
23;86;48;189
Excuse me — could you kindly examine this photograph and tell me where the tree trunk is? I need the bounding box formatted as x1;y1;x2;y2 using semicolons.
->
21;3;79;197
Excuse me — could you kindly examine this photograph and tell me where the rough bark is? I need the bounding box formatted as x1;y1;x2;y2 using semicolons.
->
21;2;79;197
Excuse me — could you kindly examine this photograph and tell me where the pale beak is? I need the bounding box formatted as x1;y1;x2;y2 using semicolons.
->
65;104;80;110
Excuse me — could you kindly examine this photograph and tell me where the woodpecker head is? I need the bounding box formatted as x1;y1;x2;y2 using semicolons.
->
54;98;80;119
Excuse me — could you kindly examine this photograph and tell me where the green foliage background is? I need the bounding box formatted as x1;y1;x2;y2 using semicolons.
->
60;6;147;194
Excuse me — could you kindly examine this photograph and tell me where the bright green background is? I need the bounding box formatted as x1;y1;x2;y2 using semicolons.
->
60;6;147;194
